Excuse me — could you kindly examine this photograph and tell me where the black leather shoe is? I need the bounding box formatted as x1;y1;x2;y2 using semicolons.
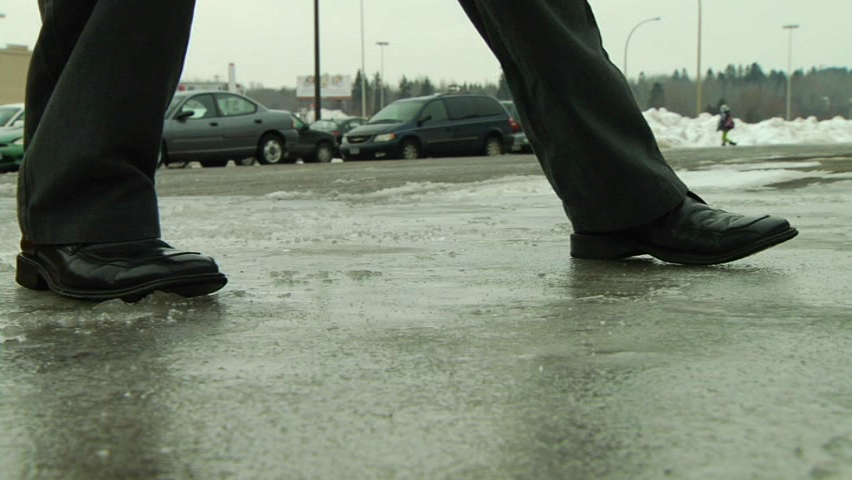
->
570;194;798;265
16;239;227;301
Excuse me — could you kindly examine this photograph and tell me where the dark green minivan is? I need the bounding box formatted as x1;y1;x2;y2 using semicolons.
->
340;93;512;161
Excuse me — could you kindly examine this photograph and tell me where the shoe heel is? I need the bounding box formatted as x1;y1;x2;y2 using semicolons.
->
570;233;642;260
16;255;49;290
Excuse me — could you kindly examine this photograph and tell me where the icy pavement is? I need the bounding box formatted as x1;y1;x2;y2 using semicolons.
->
1;146;852;479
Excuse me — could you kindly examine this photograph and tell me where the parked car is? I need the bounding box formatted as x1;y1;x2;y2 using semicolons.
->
0;128;24;173
340;93;511;161
310;117;366;155
311;117;366;145
160;91;336;168
500;100;532;153
0;103;25;129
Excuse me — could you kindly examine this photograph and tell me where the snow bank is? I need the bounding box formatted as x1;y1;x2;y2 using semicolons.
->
644;109;852;149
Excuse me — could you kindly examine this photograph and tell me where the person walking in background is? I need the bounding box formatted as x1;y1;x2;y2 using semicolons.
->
718;104;737;146
16;0;796;302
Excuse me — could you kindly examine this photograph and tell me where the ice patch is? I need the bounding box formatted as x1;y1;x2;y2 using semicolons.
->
677;169;821;191
0;181;15;197
267;175;554;205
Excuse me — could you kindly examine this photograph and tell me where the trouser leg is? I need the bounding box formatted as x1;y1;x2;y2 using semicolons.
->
19;0;196;244
458;0;688;232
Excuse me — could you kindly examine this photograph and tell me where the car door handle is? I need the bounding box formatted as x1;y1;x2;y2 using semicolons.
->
254;119;263;124
209;122;219;127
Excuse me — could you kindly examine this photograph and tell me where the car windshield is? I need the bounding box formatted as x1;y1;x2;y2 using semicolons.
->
368;100;425;124
0;107;21;126
311;120;337;131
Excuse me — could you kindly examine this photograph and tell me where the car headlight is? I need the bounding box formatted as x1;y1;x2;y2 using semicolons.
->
374;133;397;143
12;137;24;146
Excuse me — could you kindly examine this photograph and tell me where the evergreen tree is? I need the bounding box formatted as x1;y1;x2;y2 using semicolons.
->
648;82;666;109
372;72;382;113
744;62;766;83
398;75;413;99
420;77;435;96
496;72;512;100
351;69;366;115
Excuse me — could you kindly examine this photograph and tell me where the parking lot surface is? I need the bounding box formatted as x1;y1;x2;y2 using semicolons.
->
1;145;852;479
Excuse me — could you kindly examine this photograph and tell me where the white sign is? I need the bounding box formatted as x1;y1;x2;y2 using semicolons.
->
296;74;353;99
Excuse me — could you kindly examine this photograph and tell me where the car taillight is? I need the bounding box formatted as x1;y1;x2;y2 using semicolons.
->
508;116;521;134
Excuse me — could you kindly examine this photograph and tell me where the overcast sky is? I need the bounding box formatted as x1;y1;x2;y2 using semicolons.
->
2;1;850;88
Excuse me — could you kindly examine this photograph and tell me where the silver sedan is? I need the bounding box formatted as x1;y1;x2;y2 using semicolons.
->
160;91;335;168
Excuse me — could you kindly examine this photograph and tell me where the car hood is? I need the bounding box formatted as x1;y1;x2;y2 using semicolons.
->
345;122;403;137
0;127;23;142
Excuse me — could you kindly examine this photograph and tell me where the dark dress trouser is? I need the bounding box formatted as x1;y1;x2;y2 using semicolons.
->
18;0;196;244
19;0;687;245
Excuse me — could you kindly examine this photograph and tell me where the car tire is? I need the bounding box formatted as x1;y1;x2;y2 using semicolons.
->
312;142;334;163
201;159;228;168
483;135;504;157
256;133;287;165
399;139;421;160
159;143;189;169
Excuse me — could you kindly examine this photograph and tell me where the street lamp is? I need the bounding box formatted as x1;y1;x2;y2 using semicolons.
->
360;0;367;117
313;0;321;121
376;41;389;109
696;0;703;117
623;17;661;79
783;24;800;121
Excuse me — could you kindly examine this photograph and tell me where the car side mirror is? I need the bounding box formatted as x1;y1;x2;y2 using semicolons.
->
175;110;194;121
11;119;24;129
417;114;433;126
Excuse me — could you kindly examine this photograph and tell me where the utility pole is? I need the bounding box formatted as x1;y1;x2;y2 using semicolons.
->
783;24;800;121
376;41;389;109
623;17;661;79
313;0;322;121
360;0;367;117
696;0;703;117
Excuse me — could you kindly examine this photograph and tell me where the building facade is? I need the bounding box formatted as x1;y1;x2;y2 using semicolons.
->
0;45;32;105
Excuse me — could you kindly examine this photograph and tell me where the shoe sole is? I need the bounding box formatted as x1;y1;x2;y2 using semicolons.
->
16;254;228;302
570;227;799;266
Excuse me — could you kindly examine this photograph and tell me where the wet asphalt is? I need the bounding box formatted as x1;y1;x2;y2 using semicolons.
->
1;145;852;479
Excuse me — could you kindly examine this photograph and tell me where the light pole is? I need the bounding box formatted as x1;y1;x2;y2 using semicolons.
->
696;0;703;117
623;17;660;79
376;41;389;109
313;0;321;121
360;0;367;117
783;24;800;121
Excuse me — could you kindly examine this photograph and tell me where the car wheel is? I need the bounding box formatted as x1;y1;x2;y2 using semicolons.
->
157;144;166;169
159;144;188;169
313;142;334;163
201;159;228;168
257;133;287;165
399;139;421;160
235;157;255;166
483;136;504;156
